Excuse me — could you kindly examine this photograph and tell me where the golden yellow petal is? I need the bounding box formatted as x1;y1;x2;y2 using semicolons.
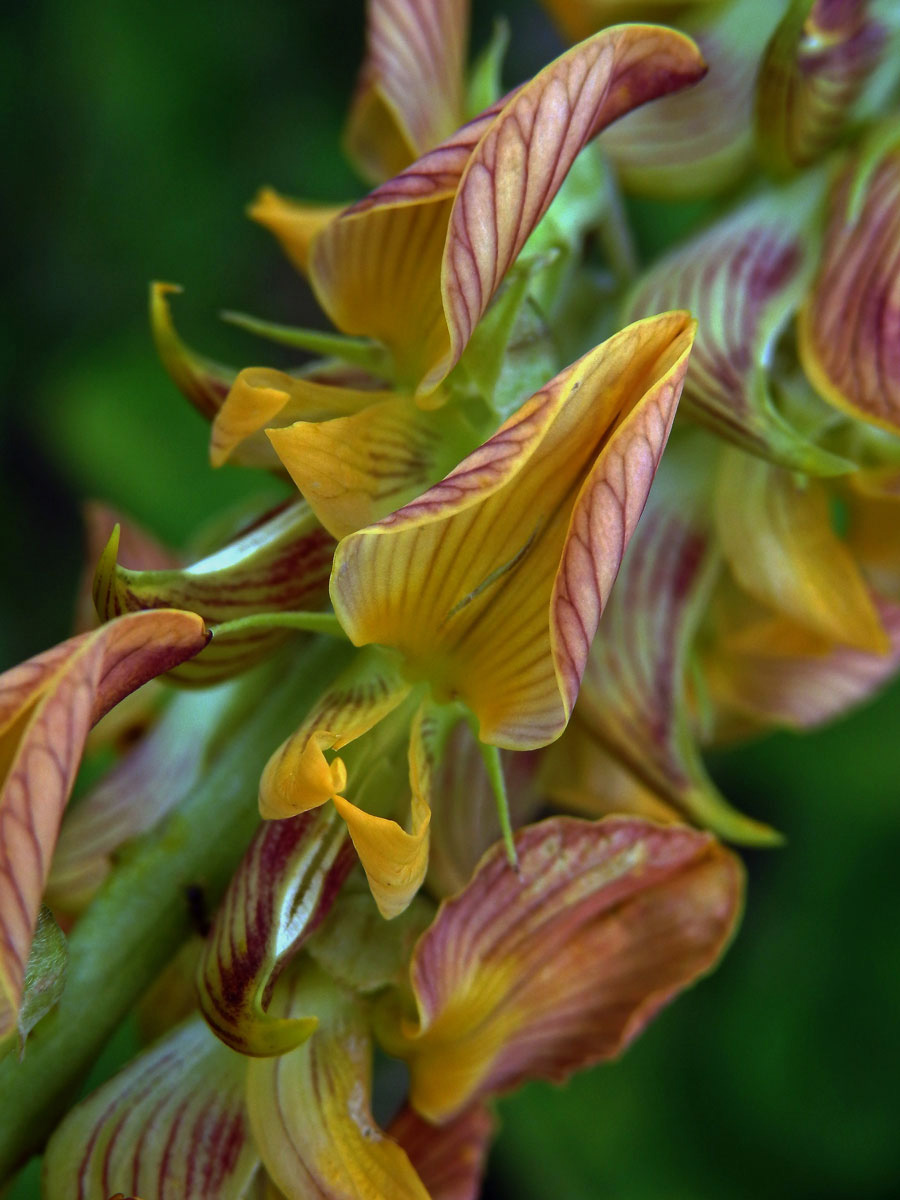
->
249;188;345;277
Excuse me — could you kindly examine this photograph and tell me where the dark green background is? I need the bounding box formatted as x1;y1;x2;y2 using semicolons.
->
3;1;899;1196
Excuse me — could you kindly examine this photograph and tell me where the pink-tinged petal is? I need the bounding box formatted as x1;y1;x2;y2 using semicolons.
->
197;805;355;1057
246;965;430;1200
93;500;335;685
345;0;470;182
715;446;888;652
47;686;234;913
211;367;391;470
333;313;695;749
43;1016;259;1200
312;26;705;393
798;143;900;433
249;189;346;278
601;0;777;199
756;0;887;173
259;649;411;820
707;594;900;729
382;816;742;1122
575;455;778;844
150;283;236;421
436;24;706;393
0;611;208;1042
268;394;473;539
388;1104;495;1200
625;179;849;473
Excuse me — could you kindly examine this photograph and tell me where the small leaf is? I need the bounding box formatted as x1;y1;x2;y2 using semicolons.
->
13;907;67;1058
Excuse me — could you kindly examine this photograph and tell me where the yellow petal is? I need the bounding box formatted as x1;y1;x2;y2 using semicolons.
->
249;188;345;277
211;366;386;468
268;392;470;538
246;965;430;1200
714;447;889;653
259;649;411;819
332;313;695;749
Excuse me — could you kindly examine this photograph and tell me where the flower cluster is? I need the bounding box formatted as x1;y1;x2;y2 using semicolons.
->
1;0;899;1196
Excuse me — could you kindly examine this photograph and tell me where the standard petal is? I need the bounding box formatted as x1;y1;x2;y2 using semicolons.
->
600;0;777;199
268;394;474;539
798;141;900;433
150;282;236;421
381;816;742;1122
575;449;779;844
0;610;209;1040
246;965;430;1200
43;1016;259;1199
249;188;346;277
93;500;335;684
197;805;355;1056
388;1104;495;1200
715;446;888;652
345;0;469;182
756;0;887;173
624;177;851;473
312;26;705;393
259;648;411;819
332;313;694;749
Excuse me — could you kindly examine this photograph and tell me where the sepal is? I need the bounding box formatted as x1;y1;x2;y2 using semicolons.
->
93;500;335;684
150;282;236;420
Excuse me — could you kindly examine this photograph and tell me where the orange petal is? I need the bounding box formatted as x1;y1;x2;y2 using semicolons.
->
259;648;411;819
382;816;743;1122
0;610;209;1039
345;0;469;182
332;312;695;749
249;188;345;277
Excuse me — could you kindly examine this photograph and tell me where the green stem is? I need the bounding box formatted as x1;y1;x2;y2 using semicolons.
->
477;741;518;869
0;638;353;1181
213;611;348;640
220;310;392;377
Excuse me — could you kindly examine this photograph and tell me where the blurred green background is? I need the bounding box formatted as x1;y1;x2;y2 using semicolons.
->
3;1;900;1196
